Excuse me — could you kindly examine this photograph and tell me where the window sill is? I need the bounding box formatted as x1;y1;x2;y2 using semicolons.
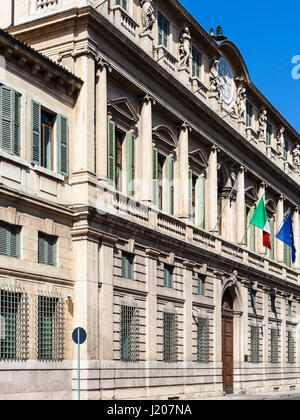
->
0;150;30;169
33;165;65;182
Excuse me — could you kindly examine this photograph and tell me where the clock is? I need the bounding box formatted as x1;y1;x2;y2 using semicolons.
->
218;57;234;106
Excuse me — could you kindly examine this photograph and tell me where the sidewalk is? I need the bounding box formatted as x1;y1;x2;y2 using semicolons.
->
197;390;300;400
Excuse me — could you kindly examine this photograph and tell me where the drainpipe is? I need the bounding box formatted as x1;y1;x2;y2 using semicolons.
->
11;0;15;27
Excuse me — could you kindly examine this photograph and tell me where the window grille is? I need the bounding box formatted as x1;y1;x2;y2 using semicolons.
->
250;325;260;363
163;312;177;362
37;295;64;361
38;233;57;266
270;328;279;364
120;305;139;362
122;252;134;280
197;317;209;362
0;223;20;258
287;330;295;364
0;287;28;360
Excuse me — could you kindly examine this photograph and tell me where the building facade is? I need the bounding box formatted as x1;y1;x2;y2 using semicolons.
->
0;0;299;400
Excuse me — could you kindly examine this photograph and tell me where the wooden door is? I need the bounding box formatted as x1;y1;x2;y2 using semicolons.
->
222;313;233;394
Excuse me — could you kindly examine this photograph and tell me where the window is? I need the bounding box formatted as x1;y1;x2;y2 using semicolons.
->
0;289;28;360
164;265;173;289
0;85;21;157
157;12;170;49
0;222;20;259
287;330;295;364
192;46;202;79
188;171;197;223
38;295;64;361
197;318;209;362
266;122;272;146
152;149;174;215
31;101;69;175
245;206;255;252
250;325;260;363
269;218;275;261
122;252;134;280
121;305;139;362
270;296;276;315
270;328;279;364
157;154;164;211
38;233;57;266
197;275;205;296
287;301;292;317
115;0;128;11
250;290;257;314
284;139;289;161
284;242;292;268
163;312;177;362
246;102;253;127
115;130;124;192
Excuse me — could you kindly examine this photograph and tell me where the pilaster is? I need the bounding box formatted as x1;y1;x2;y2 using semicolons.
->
177;122;191;223
207;145;219;232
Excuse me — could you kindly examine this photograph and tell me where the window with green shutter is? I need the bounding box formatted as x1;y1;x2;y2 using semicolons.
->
158;12;170;49
0;222;20;259
163;312;177;362
152;147;159;206
269;218;275;260
197;175;206;229
192;46;202;79
57;114;69;176
249;207;256;252
197;317;209;362
284;242;292;268
122;252;134;280
0;85;21;157
166;156;174;216
246;101;253;127
126;132;135;197
266;122;272;146
107;119;116;184
116;0;128;11
164;265;173;289
121;304;139;362
38;233;57;266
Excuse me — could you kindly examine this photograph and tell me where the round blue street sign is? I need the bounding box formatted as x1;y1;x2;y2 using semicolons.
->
72;327;87;345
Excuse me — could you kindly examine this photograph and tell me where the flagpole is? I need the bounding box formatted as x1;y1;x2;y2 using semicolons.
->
205;170;240;249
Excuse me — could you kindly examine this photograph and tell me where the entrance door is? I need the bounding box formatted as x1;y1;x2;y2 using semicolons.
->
222;289;234;394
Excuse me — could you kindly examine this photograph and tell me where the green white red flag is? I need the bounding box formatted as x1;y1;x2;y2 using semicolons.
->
250;197;272;250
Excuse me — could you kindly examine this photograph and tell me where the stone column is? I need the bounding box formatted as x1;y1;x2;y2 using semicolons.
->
276;195;284;263
138;95;155;204
177;123;190;223
256;182;266;256
292;207;300;269
71;227;100;400
236;166;245;244
95;58;111;181
207;146;219;232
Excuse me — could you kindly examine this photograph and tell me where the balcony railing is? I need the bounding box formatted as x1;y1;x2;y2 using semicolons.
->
112;6;139;39
36;0;58;9
153;45;178;73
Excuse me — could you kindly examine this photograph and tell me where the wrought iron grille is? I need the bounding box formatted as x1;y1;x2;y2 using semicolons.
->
197;317;210;362
0;287;28;360
163;312;178;362
270;328;279;364
250;325;260;363
37;295;64;361
287;330;295;364
120;305;139;362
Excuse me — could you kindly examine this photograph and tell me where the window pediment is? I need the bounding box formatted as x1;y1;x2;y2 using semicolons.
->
189;148;208;175
152;125;177;155
108;97;139;131
245;186;258;204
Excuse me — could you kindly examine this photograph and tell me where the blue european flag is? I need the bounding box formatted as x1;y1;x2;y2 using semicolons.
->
276;213;296;263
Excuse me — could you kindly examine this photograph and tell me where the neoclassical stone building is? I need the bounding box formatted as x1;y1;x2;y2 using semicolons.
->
0;0;299;400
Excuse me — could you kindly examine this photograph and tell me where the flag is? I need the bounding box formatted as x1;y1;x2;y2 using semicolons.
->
276;213;296;264
250;197;272;250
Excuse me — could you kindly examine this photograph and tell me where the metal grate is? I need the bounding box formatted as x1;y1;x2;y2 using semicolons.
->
120;305;139;362
37;295;64;361
287;330;295;364
250;325;260;363
270;328;279;364
197;317;209;362
163;312;178;362
0;287;28;360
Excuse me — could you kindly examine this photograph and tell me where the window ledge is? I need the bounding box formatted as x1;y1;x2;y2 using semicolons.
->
33;165;65;182
0;150;30;169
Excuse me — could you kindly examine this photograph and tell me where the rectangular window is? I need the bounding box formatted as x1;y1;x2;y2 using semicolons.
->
122;252;134;280
250;290;257;314
192;46;202;79
287;301;292;317
115;0;128;11
284;140;289;161
197;317;209;362
270;296;276;315
115;130;124;192
0;85;21;157
0;222;20;259
246;101;253;127
0;289;28;360
158;154;164;211
287;330;295;364
163;312;177;362
284;242;292;268
250;325;260;363
121;305;139;362
37;295;64;361
270;328;279;364
269;218;275;261
189;171;197;224
197;275;205;296
158;12;170;49
164;265;173;289
266;122;273;146
38;233;57;266
41;110;55;170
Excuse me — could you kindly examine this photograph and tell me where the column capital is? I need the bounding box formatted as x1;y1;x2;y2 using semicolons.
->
139;93;156;106
177;121;192;133
95;56;112;73
208;144;220;154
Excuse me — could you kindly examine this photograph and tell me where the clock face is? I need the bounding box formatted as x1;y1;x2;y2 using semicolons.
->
218;57;234;105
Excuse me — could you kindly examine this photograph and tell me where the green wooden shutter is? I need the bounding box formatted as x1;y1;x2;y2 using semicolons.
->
57;115;69;176
197;175;205;229
31;100;41;165
269;219;275;261
126;132;135;197
9;226;19;259
284;243;292;268
188;170;193;221
0;85;13;153
250;207;256;252
166;156;174;215
107;120;116;183
38;234;46;264
13;91;21;156
0;224;8;256
152;147;158;205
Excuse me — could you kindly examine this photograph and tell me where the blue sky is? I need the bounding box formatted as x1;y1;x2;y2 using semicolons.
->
180;0;300;134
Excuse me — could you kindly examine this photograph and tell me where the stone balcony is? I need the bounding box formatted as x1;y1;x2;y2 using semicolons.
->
111;5;139;40
36;0;59;9
153;45;178;74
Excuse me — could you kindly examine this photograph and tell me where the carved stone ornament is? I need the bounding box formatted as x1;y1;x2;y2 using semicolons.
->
293;144;300;171
277;126;285;154
140;0;155;34
209;59;222;100
258;109;267;141
179;27;191;67
231;84;246;121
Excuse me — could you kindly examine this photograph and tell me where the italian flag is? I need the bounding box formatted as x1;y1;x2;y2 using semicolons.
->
250;197;272;250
